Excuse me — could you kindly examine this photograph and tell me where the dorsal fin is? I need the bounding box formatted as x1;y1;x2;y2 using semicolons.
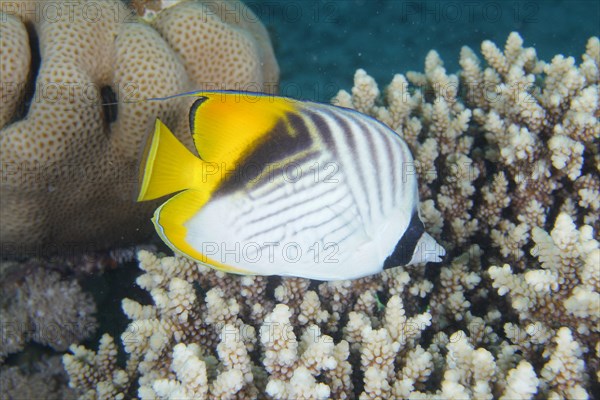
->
187;91;298;166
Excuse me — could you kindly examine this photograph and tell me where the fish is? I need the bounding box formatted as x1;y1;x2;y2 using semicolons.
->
136;90;445;280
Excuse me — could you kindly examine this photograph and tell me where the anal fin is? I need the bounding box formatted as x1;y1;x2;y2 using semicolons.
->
153;189;253;274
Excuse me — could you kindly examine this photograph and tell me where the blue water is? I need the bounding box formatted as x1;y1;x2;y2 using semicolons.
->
248;0;600;102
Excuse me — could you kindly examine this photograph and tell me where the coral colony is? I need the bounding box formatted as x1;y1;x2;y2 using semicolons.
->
0;0;598;398
63;33;599;400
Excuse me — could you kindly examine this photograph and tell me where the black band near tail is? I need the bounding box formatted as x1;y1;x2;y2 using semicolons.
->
383;212;424;269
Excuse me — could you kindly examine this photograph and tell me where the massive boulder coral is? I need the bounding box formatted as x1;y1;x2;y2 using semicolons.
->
0;0;279;256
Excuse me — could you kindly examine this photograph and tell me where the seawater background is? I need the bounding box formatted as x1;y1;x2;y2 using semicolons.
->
248;0;600;102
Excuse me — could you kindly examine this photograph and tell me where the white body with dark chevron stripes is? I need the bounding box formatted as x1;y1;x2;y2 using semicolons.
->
138;91;445;281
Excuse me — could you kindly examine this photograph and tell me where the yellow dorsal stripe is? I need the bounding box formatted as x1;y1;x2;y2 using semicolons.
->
189;92;298;168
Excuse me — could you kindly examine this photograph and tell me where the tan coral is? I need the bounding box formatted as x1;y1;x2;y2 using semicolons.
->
151;343;208;399
62;33;599;398
0;0;279;256
63;334;130;399
333;32;597;394
1;264;97;361
1;356;76;400
261;305;337;399
489;213;599;356
151;0;279;93
541;327;589;399
0;13;31;127
499;360;539;400
440;331;497;399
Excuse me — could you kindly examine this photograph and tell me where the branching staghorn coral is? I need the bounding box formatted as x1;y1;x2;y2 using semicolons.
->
63;250;433;399
62;33;598;398
332;32;598;396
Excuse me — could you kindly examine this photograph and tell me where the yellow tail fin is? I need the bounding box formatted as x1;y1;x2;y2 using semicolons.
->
137;119;203;202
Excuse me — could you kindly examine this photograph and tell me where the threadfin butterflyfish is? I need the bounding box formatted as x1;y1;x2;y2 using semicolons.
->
137;90;445;281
